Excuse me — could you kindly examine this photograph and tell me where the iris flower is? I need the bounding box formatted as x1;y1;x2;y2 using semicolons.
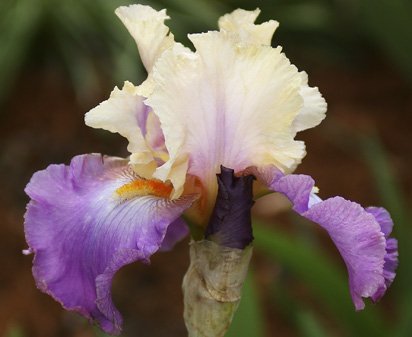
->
24;4;398;335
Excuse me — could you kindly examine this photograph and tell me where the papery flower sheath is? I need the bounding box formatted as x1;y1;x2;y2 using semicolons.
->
24;4;398;335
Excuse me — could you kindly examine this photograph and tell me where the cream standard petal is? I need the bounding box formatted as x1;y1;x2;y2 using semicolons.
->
115;4;174;72
85;81;156;177
292;72;327;133
218;10;326;134
218;8;279;46
147;31;305;203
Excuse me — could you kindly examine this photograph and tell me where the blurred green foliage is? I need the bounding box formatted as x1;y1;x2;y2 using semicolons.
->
4;325;25;337
252;220;385;337
360;137;411;337
226;270;265;337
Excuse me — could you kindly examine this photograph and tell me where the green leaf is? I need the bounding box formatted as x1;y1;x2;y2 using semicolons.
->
271;273;331;337
225;269;265;337
296;310;329;337
4;325;25;337
93;326;113;337
360;136;408;228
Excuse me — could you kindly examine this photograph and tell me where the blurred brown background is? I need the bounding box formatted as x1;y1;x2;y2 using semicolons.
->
1;0;411;336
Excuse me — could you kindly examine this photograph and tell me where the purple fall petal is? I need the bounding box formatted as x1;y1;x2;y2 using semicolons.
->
159;218;190;251
272;174;314;213
366;207;398;301
267;171;397;309
304;197;386;310
366;207;394;237
24;154;196;334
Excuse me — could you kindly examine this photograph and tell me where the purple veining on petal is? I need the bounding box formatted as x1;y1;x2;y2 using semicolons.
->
150;129;166;152
259;168;397;310
137;103;150;136
145;111;167;153
24;154;196;334
134;103;167;154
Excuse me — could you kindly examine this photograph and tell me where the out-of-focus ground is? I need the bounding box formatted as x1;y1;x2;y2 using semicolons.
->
1;1;411;337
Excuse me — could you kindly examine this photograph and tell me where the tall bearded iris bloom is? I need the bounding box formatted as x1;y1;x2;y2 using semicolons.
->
24;4;398;336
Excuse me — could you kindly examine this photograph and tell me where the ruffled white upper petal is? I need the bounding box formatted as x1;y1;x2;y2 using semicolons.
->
218;8;279;46
219;9;327;134
85;81;157;177
293;72;327;133
115;4;174;72
147;31;306;203
89;5;327;207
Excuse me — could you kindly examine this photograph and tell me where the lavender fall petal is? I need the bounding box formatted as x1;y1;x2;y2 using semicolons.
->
24;154;195;334
271;172;397;309
365;207;398;301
